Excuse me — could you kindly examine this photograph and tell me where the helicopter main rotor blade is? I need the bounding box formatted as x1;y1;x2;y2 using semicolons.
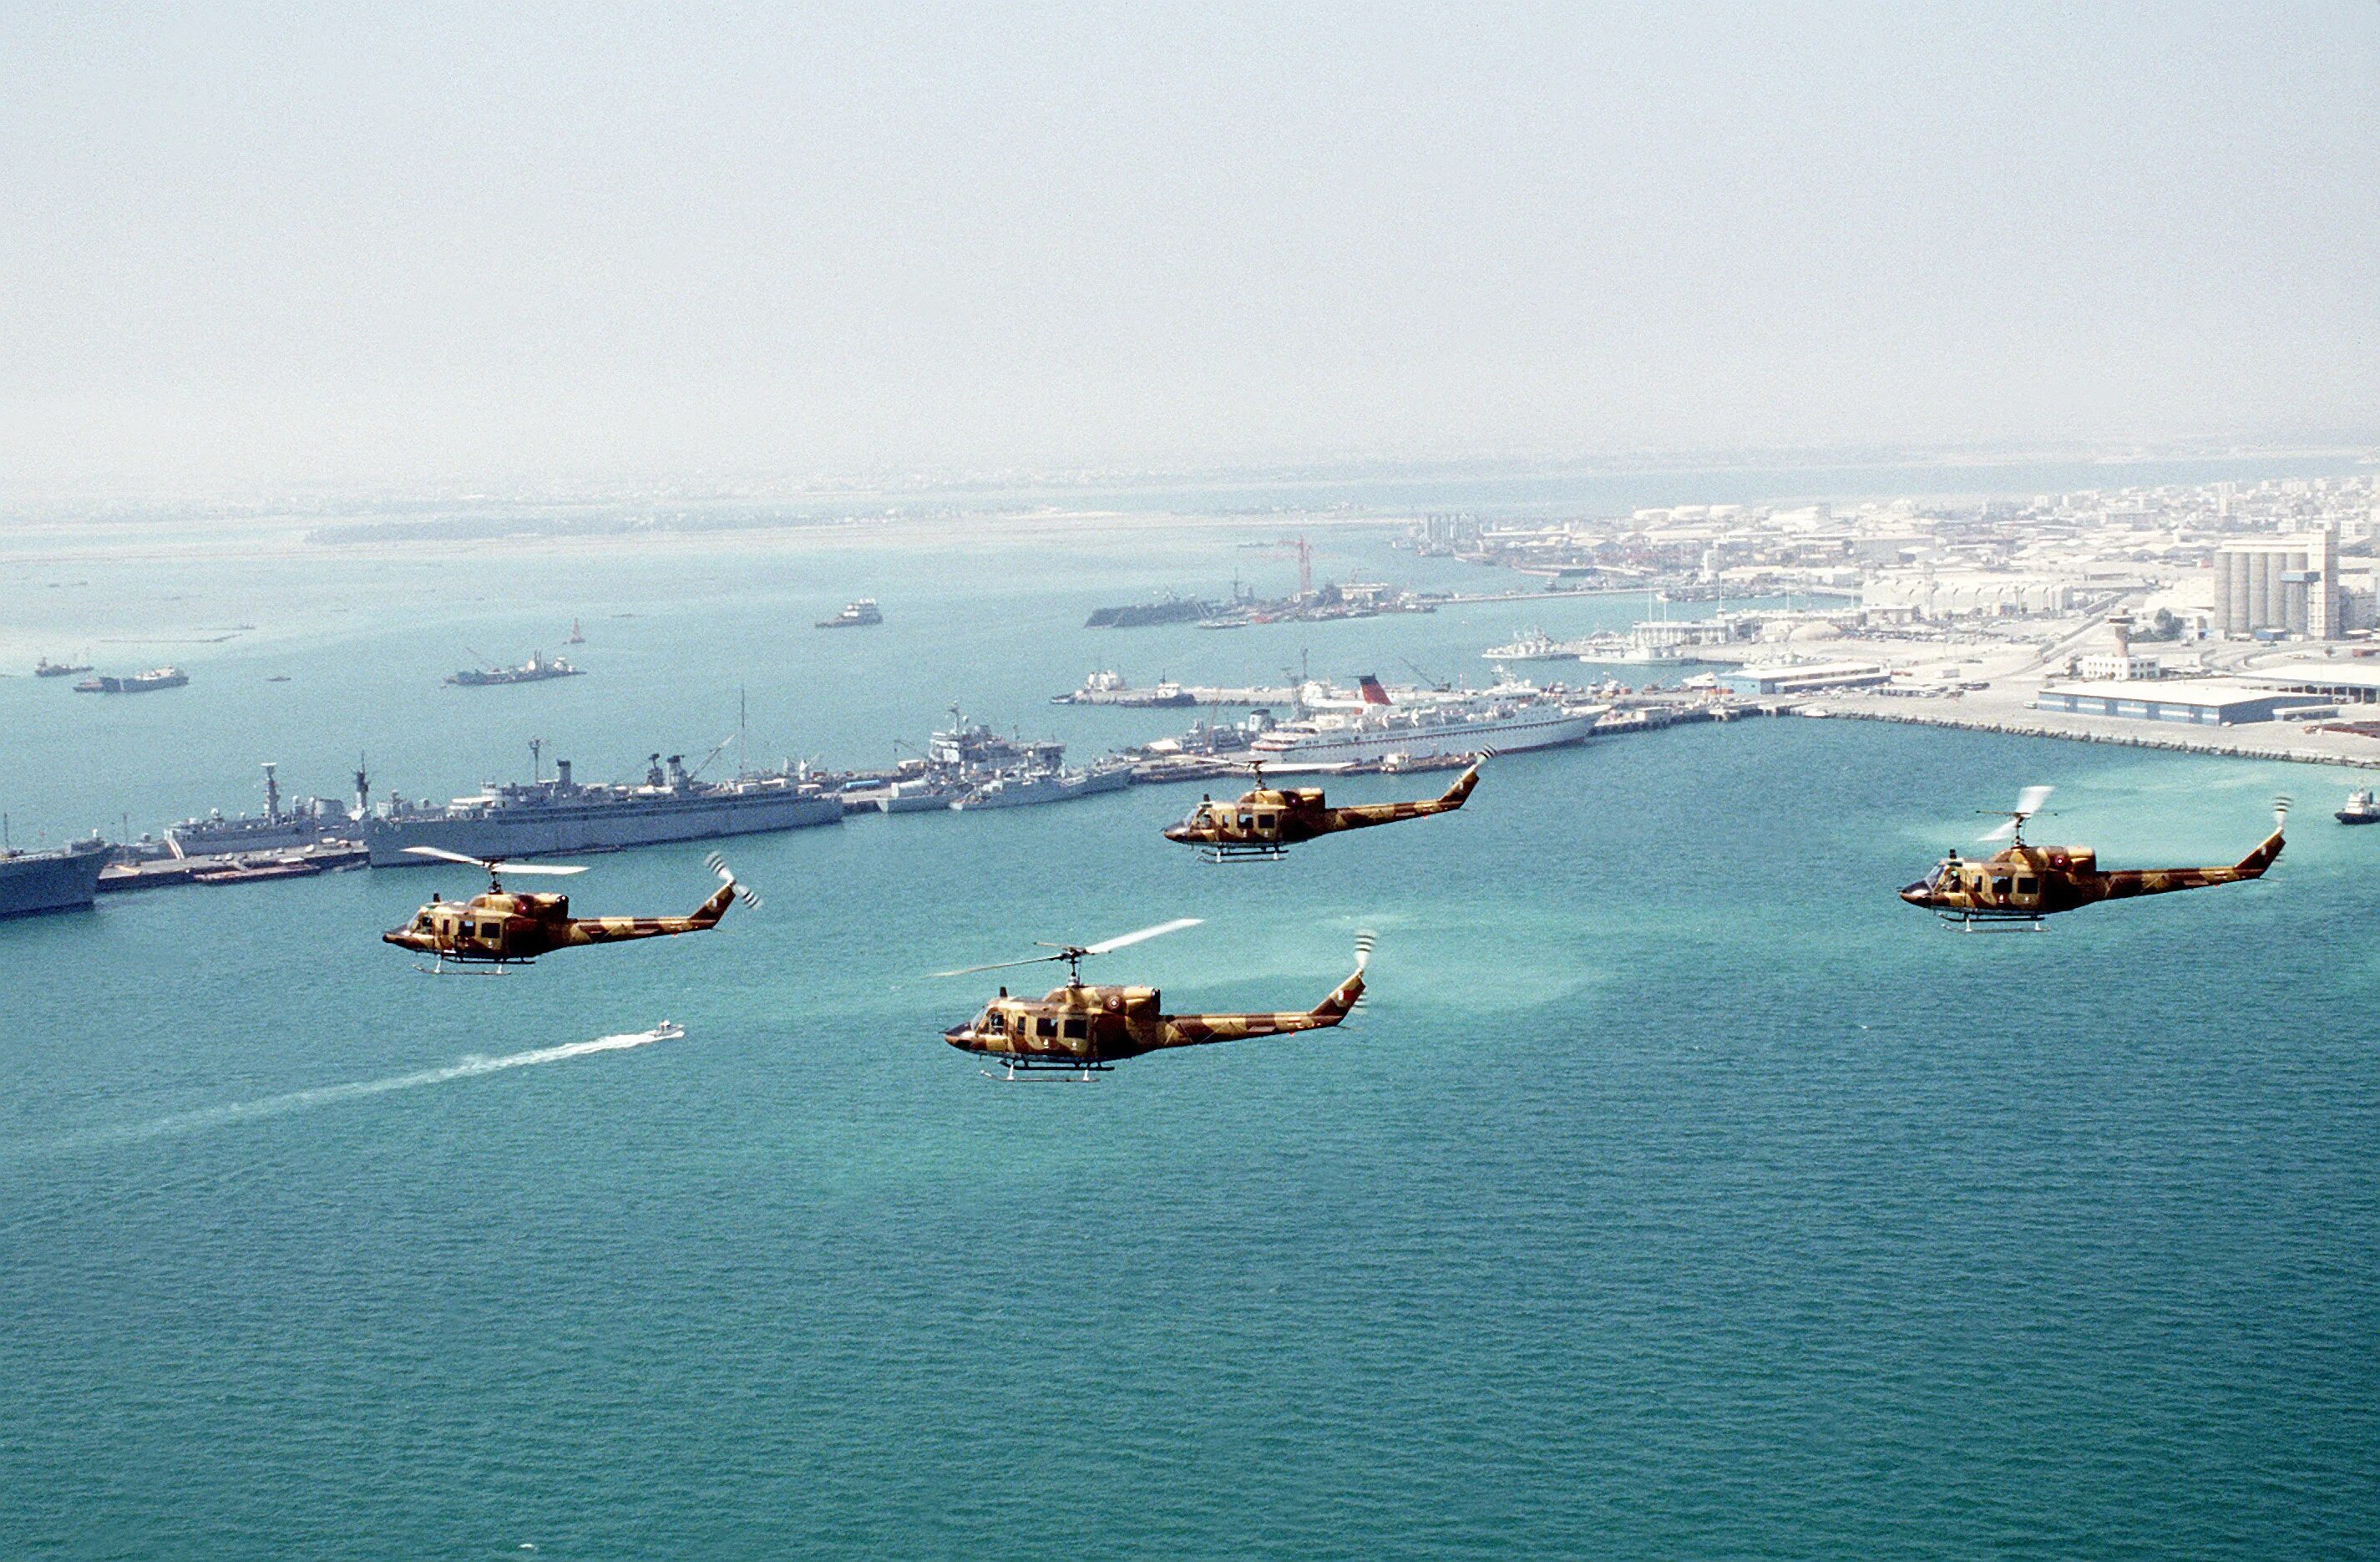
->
400;844;586;875
2013;784;2054;815
933;952;1068;978
1978;818;2018;842
1081;917;1203;956
403;845;491;867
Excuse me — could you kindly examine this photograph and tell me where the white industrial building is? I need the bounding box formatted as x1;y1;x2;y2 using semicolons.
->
1863;571;2073;621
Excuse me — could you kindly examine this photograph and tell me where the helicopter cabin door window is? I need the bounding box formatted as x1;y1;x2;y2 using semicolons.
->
1036;1017;1057;1040
2014;875;2038;898
1062;1017;1087;1042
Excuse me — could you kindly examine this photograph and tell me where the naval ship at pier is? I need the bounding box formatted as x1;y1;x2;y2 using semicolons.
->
366;749;843;865
0;837;109;919
165;763;359;857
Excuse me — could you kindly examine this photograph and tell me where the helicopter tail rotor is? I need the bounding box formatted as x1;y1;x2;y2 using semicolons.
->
2274;794;2293;830
705;851;763;910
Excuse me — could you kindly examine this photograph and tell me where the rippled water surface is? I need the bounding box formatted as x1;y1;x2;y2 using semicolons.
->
3;518;2375;1559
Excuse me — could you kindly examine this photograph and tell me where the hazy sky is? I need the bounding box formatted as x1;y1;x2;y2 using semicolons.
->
3;3;2375;494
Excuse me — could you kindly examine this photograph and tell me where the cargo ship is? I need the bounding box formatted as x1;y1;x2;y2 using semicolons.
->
1085;595;1218;629
166;763;357;856
0;837;109;919
366;750;842;865
446;652;583;687
73;667;188;694
1248;676;1606;766
33;657;92;678
817;599;884;628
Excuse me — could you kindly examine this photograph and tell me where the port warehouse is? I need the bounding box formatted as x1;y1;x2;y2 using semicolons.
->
2031;678;2328;726
1719;662;1891;697
2231;659;2380;705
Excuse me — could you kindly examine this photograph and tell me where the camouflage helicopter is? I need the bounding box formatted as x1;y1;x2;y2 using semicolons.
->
1900;786;2288;929
935;917;1371;1079
384;847;759;970
1162;754;1485;860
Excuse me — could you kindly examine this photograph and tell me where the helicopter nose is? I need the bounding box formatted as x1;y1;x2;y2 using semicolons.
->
1162;824;1188;842
1899;880;1932;905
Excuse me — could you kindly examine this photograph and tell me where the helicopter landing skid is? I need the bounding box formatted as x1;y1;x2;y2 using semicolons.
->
980;1058;1112;1081
410;957;528;975
1936;911;2044;932
1197;843;1286;863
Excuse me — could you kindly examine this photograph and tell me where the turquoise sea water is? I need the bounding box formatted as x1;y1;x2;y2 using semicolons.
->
3;515;2376;1559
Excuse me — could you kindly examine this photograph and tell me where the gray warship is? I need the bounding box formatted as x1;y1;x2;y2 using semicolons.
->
367;749;842;865
0;836;109;919
167;763;358;856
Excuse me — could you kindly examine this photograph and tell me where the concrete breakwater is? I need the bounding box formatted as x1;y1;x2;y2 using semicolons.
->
1822;702;2380;772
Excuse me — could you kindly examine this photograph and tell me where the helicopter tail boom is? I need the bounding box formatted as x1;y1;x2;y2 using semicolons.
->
560;878;737;945
1322;760;1483;833
2097;821;2286;901
1153;942;1370;1048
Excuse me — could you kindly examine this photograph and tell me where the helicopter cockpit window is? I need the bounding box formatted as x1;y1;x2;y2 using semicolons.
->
980;1010;1005;1033
412;913;432;931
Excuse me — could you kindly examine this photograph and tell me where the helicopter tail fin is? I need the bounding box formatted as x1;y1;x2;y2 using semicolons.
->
1437;759;1485;809
2231;800;2287;880
1309;931;1373;1022
686;877;737;928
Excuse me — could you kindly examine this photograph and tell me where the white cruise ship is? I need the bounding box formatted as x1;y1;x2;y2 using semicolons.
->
1248;677;1606;766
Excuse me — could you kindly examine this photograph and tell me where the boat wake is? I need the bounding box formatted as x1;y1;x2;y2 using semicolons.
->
9;1024;681;1158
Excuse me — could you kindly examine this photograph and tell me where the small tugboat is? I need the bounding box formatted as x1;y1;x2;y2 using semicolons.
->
33;656;93;678
817;599;884;629
2337;789;2380;825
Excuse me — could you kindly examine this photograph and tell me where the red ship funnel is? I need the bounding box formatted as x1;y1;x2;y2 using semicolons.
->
1357;675;1390;706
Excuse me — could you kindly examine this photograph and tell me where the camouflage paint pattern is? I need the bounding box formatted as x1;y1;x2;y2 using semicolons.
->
382;879;737;963
1900;826;2284;920
1162;763;1479;852
942;961;1366;1067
